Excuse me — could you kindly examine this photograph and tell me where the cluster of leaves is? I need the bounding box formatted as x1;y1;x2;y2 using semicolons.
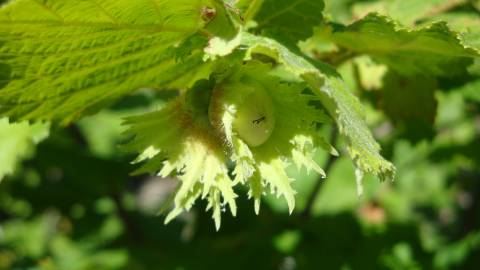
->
0;0;404;226
0;0;480;269
0;0;478;226
0;0;476;224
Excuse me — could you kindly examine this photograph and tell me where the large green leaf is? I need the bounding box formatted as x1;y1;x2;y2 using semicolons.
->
330;13;479;76
241;33;395;183
0;0;218;124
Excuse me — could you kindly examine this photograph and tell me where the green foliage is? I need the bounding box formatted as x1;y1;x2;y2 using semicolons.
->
329;13;479;76
1;0;480;268
0;0;401;225
0;0;480;255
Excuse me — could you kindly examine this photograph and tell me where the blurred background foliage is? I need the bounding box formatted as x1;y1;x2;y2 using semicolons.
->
1;0;480;269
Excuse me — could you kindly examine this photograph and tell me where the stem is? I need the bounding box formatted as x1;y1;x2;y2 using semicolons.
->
301;127;338;218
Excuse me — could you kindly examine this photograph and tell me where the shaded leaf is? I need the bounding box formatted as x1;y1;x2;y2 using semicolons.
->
331;13;479;76
381;72;438;141
253;0;325;48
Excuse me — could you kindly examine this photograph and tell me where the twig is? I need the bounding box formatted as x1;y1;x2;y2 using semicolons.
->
301;127;338;218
